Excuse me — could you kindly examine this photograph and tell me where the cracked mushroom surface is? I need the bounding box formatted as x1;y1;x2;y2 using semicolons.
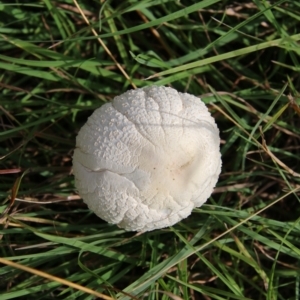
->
73;86;221;231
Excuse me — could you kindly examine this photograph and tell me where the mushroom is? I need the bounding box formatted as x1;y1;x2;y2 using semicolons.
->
73;86;221;231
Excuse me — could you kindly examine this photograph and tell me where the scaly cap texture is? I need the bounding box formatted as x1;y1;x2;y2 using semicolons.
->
73;86;221;231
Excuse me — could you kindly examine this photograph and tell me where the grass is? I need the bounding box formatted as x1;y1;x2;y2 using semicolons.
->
1;0;300;299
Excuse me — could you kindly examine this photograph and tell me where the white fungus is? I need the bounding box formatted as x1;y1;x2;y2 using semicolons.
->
73;86;221;231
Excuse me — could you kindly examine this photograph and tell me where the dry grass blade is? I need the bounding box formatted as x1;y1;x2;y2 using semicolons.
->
0;168;22;175
288;94;300;116
259;127;300;178
73;0;136;89
0;169;30;221
0;257;114;300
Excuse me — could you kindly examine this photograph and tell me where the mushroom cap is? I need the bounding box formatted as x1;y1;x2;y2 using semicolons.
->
73;86;221;231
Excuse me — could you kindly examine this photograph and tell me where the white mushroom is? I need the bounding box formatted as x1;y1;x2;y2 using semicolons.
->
73;86;221;231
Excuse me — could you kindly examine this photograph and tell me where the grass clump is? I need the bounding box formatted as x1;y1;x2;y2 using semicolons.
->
1;0;300;299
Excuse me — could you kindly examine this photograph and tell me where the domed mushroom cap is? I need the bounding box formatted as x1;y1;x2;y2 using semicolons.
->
73;86;221;231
